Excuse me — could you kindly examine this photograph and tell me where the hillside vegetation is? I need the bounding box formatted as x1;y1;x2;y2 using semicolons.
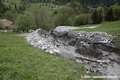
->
0;0;120;32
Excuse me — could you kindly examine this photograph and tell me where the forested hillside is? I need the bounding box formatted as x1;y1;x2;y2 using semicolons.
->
0;0;120;32
80;0;119;6
1;0;120;7
23;0;120;7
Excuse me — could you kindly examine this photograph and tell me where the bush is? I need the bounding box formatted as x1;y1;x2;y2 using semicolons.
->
7;25;18;32
16;12;36;32
0;21;4;29
74;14;87;26
92;7;105;24
65;17;74;26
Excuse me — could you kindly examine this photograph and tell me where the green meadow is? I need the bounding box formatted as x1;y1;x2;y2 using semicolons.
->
0;33;87;80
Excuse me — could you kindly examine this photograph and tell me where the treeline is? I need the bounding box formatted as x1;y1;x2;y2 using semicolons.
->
0;1;26;21
79;0;120;7
15;2;120;32
56;0;120;7
0;1;120;32
52;2;120;26
22;0;52;3
21;0;120;7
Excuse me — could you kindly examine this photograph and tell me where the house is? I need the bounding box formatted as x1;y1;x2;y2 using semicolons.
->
0;19;13;30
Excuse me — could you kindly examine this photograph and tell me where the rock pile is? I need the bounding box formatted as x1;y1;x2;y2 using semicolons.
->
26;27;120;80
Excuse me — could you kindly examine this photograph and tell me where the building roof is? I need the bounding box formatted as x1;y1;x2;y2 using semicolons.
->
0;19;13;26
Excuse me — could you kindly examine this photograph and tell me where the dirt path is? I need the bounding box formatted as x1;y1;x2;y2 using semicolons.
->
80;24;101;29
54;25;101;32
18;33;31;36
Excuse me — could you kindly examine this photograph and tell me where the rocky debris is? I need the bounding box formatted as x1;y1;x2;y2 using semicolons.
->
54;26;80;32
26;27;120;80
53;30;113;43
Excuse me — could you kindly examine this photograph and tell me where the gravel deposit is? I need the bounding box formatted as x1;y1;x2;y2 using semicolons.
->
26;26;120;80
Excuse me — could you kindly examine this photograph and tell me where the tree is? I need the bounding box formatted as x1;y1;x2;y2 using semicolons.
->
98;7;105;22
16;12;36;32
3;10;18;22
92;7;105;24
105;7;115;21
65;17;74;26
113;3;120;20
69;2;83;15
86;14;93;24
0;1;7;18
14;4;18;12
34;9;55;30
92;10;99;24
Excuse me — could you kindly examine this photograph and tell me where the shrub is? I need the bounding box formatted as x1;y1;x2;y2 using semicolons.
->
8;25;18;32
65;17;74;26
0;21;4;29
16;12;36;32
74;14;87;26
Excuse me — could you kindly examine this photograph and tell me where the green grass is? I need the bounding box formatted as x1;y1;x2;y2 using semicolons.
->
0;32;90;80
25;2;68;14
3;0;22;7
25;3;54;14
76;24;95;27
75;21;120;47
25;3;41;13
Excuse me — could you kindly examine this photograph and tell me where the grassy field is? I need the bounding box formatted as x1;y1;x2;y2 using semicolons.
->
3;0;22;7
0;32;101;80
25;3;53;14
75;21;120;47
25;2;68;14
3;0;68;14
76;24;95;28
